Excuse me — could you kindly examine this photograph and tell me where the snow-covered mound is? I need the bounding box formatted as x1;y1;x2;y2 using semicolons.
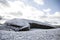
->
0;18;30;31
0;18;57;32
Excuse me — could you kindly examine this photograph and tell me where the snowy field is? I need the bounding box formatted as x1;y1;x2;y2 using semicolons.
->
0;28;60;40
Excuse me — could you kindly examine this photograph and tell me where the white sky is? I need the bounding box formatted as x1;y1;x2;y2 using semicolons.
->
0;0;60;25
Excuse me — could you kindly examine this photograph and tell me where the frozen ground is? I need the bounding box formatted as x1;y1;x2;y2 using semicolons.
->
0;28;60;40
0;19;60;40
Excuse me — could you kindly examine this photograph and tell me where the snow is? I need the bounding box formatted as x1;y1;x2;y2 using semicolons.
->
0;19;30;31
0;28;60;40
4;18;29;27
0;18;59;31
0;18;60;40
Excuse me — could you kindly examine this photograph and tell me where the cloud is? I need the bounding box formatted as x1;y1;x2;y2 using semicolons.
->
0;0;26;19
43;8;51;13
0;0;45;20
0;0;9;6
46;12;60;19
33;0;44;5
42;11;60;25
42;8;60;19
0;0;60;25
52;12;60;17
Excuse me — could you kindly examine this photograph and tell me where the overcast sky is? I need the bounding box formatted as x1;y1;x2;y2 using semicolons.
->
0;0;60;25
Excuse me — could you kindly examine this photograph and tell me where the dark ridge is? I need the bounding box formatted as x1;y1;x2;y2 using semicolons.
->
10;24;30;31
7;24;29;31
30;23;55;29
5;23;30;31
19;27;30;31
8;24;22;28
